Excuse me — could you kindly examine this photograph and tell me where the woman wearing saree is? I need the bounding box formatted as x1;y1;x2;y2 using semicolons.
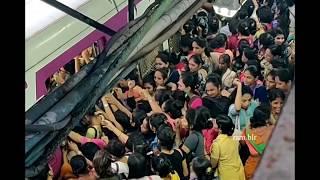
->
241;105;274;180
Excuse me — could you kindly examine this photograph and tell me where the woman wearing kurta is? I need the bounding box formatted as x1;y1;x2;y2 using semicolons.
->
210;114;245;180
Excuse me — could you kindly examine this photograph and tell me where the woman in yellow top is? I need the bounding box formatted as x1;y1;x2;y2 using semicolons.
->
210;114;245;180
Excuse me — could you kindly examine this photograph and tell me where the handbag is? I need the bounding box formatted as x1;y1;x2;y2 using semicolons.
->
233;115;242;137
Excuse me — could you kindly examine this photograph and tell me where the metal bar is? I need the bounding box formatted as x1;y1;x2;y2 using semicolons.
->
129;0;135;21
41;0;117;36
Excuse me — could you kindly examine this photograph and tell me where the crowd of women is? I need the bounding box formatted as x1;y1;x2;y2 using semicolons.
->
42;0;295;179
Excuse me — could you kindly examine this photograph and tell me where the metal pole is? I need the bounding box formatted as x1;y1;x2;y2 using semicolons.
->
129;0;135;21
41;0;117;36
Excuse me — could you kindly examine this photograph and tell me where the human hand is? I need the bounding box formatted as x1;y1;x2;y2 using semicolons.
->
128;80;136;89
233;78;241;87
101;120;115;131
68;141;79;152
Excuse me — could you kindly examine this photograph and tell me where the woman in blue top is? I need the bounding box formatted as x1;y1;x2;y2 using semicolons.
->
228;79;259;131
243;65;268;103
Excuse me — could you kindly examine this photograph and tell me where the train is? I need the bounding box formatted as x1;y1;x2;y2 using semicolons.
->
25;0;155;111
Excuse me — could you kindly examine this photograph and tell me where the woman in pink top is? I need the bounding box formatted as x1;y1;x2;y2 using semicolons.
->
177;72;203;109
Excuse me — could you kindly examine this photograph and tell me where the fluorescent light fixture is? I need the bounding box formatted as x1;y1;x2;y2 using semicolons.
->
213;0;248;18
25;0;89;39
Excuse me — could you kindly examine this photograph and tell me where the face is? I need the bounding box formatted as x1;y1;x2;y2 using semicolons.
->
205;82;220;97
192;42;204;55
140;118;150;134
178;78;186;91
264;48;273;62
219;58;228;71
91;115;102;125
244;71;256;86
144;83;154;95
265;75;276;90
154;71;166;87
241;93;252;110
188;58;200;72
155;57;168;70
275;76;289;92
271;97;284;115
275;34;285;45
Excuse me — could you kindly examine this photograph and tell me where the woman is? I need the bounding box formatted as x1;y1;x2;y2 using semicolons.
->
257;32;274;62
275;68;292;95
210;34;234;72
180;107;209;160
70;155;96;180
85;113;103;139
228;79;259;131
187;54;208;94
161;98;183;124
151;154;180;180
105;139;129;178
210;114;245;180
190;157;215;180
192;37;214;73
154;68;169;89
218;54;237;90
128;152;162;180
202;77;231;154
264;69;277;90
143;73;156;97
260;44;284;79
237;20;254;46
243;65;268;103
93;149;121;180
241;106;274;180
232;39;250;74
268;88;285;125
154;52;180;84
157;125;188;178
177;72;203;109
242;47;258;66
238;47;259;82
148;113;167;153
68;131;109;150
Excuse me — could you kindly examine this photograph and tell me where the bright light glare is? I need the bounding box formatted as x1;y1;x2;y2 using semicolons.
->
25;0;89;39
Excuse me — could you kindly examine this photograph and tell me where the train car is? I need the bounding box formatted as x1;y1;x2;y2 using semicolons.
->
25;0;154;111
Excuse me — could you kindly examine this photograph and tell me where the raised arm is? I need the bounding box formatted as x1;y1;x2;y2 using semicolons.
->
233;79;242;111
142;89;163;113
68;131;83;144
100;97;124;132
105;94;133;122
101;120;128;144
74;56;81;73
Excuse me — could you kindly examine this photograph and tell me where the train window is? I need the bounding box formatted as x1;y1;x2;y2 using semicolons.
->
44;40;102;93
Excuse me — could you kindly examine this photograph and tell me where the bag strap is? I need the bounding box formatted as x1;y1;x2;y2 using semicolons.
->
235;115;241;131
193;132;201;153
